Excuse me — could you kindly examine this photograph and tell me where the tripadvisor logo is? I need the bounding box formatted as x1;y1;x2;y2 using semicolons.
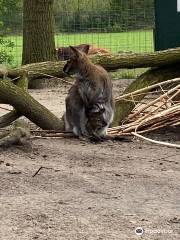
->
135;227;144;236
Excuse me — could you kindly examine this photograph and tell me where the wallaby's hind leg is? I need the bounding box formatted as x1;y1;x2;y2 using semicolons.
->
65;90;88;138
64;113;73;132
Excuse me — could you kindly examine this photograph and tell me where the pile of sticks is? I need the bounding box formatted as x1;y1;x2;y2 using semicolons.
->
108;78;180;148
31;78;180;148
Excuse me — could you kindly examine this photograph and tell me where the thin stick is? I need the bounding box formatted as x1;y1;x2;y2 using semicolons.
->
10;76;21;82
115;77;180;101
116;90;167;102
32;166;61;177
116;98;153;105
32;166;43;177
129;84;180;120
132;132;180;149
31;136;64;139
31;133;75;139
30;129;70;133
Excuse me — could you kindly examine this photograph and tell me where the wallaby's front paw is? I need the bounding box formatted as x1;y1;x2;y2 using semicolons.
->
78;135;88;141
88;135;104;143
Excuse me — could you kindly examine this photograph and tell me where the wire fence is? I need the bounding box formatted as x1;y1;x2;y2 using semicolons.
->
54;0;154;53
0;0;155;77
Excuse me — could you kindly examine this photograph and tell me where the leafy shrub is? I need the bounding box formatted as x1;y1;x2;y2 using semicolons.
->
0;36;14;64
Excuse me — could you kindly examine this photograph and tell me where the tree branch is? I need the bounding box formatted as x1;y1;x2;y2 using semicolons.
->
0;111;20;128
0;79;64;130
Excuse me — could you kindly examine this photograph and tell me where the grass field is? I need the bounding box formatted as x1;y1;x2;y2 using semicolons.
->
2;30;154;67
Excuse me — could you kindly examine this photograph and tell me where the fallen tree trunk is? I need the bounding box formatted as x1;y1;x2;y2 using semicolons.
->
7;61;66;80
113;63;180;126
93;47;180;70
0;79;64;130
0;111;20;128
0;73;28;127
0;73;31;147
1;47;180;79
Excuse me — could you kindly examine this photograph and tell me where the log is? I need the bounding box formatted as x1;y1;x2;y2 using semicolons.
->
0;74;31;147
0;111;20;128
113;63;180;126
0;79;64;130
1;47;180;79
93;47;180;70
7;61;66;80
0;120;30;147
0;73;28;127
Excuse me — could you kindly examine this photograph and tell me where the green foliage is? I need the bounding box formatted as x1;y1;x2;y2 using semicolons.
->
0;0;154;33
109;0;154;31
0;0;18;63
54;0;154;33
0;36;14;64
54;0;111;33
0;0;22;33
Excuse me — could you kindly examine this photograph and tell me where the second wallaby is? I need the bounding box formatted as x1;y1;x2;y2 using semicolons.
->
56;44;110;61
63;45;114;139
85;103;107;140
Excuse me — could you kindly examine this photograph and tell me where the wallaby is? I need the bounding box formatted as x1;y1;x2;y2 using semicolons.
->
63;45;114;139
86;103;107;140
56;44;89;60
64;82;88;138
86;103;132;142
56;44;110;61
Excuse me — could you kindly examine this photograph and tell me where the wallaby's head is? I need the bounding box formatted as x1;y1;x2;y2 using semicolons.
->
63;45;90;75
57;44;90;61
56;47;72;60
86;104;107;132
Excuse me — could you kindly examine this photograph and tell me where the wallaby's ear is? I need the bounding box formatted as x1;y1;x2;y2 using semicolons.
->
81;44;90;54
69;46;80;58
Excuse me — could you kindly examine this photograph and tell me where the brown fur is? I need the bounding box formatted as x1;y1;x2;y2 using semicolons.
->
56;44;110;61
63;46;114;139
86;104;107;139
88;45;110;55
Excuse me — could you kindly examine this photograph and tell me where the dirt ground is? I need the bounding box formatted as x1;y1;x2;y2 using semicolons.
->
0;80;180;240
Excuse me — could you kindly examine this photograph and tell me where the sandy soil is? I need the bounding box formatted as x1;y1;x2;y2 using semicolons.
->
0;80;180;240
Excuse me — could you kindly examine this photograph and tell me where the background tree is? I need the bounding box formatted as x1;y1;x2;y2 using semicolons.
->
109;0;154;31
0;0;22;32
22;0;56;64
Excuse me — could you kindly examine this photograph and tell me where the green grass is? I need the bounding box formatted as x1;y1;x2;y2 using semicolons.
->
2;30;154;67
55;30;154;53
